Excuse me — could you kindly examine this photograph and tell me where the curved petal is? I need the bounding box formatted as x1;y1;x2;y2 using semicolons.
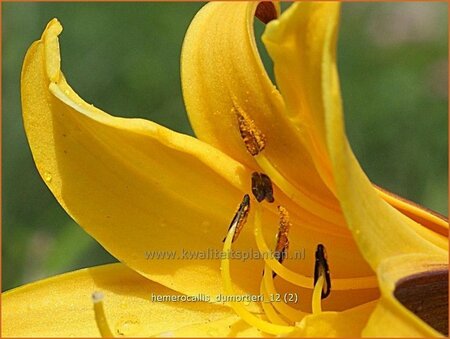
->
262;2;448;239
22;19;267;299
181;2;341;211
22;19;384;309
290;301;377;337
259;4;448;334
375;185;448;237
363;255;448;337
263;3;448;265
1;263;256;337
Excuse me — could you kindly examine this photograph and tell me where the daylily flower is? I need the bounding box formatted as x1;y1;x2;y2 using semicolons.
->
3;2;448;337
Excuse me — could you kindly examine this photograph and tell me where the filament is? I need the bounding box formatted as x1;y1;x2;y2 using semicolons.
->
92;292;114;337
221;222;295;335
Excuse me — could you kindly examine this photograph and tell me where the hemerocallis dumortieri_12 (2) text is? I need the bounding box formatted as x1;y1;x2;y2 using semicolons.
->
3;2;448;337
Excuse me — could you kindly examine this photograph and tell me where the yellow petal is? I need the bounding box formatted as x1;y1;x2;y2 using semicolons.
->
181;2;341;210
264;2;447;270
290;301;377;337
22;18;381;309
363;254;448;337
165;316;264;337
262;3;448;334
375;185;448;237
1;263;244;337
181;2;382;299
21;18;267;299
262;2;338;191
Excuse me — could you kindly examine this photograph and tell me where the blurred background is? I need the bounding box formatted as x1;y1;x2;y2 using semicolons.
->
2;2;448;291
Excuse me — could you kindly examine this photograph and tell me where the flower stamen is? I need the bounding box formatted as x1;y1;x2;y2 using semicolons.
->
260;279;290;325
274;206;291;266
92;292;115;338
221;200;295;335
262;265;306;323
235;108;266;156
222;194;250;243
314;244;331;299
253;189;376;290
312;244;331;314
233;105;345;226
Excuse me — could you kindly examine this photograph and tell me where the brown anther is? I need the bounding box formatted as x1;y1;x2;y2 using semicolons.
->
223;194;250;243
273;206;291;278
251;172;274;203
255;2;278;24
234;106;266;156
314;244;331;299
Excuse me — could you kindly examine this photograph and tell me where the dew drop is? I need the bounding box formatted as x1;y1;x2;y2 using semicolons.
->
115;318;141;336
201;220;211;234
44;172;52;183
160;219;167;228
158;331;174;338
355;229;361;236
207;327;219;336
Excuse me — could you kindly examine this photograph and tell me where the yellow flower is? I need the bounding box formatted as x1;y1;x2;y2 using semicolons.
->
3;2;448;337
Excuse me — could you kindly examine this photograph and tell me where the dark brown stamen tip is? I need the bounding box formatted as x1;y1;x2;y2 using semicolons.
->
314;244;331;299
251;172;274;203
255;2;278;24
235;107;266;156
223;194;250;243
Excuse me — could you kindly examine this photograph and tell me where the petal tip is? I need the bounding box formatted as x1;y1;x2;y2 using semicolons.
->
42;18;63;83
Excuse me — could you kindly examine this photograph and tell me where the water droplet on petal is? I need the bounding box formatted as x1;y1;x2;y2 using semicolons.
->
207;327;219;336
44;172;52;183
201;221;211;234
160;219;167;228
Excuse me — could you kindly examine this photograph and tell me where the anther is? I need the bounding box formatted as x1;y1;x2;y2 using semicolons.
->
275;206;290;265
314;244;331;299
92;291;114;337
223;194;250;243
251;172;275;203
234;106;266;156
272;206;291;278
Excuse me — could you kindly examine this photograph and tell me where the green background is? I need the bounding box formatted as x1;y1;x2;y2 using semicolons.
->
2;2;448;291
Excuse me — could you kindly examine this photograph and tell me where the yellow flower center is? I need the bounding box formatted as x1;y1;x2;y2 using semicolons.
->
220;176;331;335
234;104;344;226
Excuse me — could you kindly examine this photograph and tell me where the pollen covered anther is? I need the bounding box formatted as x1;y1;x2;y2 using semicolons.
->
274;206;291;267
234;107;266;156
223;194;250;243
314;244;331;299
251;172;275;203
